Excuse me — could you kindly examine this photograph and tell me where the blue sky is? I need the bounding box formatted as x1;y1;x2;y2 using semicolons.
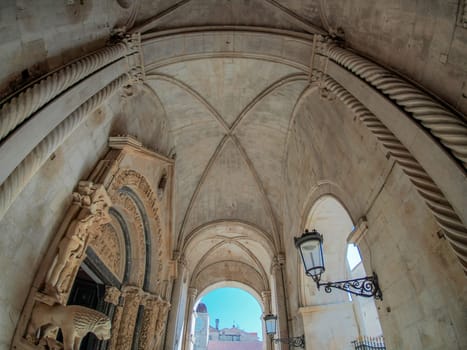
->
200;287;263;340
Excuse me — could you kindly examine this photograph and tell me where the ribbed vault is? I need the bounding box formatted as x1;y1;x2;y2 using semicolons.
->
146;57;308;254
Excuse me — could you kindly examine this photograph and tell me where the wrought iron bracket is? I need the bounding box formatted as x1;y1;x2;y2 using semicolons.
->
271;335;305;348
316;273;383;300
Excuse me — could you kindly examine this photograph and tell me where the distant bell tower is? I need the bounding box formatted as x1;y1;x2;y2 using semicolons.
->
194;303;209;350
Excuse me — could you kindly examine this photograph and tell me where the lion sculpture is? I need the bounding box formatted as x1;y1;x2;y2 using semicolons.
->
27;303;111;350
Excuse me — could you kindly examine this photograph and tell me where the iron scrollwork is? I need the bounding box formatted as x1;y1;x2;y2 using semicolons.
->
272;335;305;348
318;273;382;300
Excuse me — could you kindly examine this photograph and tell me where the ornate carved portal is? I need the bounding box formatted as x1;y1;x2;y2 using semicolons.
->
12;136;174;350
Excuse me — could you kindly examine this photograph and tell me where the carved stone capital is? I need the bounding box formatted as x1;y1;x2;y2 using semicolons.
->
187;287;198;300
122;285;144;299
271;254;286;273
72;181;112;226
121;32;145;86
319;86;337;101
121;32;141;54
105;286;121;305
261;290;272;313
315;35;342;55
347;217;369;245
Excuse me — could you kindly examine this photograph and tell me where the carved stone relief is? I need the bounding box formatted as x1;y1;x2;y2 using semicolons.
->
116;286;144;349
105;286;121;306
26;303;111;350
44;181;111;304
154;300;171;349
108;168;165;292
90;221;125;280
139;294;161;350
12;137;174;350
110;191;146;287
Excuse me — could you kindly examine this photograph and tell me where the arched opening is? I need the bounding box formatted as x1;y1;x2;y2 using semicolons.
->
190;285;265;350
299;195;384;349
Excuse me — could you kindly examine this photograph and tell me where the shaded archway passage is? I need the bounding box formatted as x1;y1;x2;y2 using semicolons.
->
190;286;265;350
141;28;467;276
165;221;290;350
298;195;383;349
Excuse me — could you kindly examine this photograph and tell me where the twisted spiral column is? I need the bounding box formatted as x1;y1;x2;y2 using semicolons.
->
0;74;129;219
323;76;467;272
325;44;467;169
0;43;127;142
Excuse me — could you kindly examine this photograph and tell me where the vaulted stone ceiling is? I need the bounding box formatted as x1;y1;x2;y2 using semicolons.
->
136;0;324;33
133;0;328;289
126;0;467;291
147;59;307;244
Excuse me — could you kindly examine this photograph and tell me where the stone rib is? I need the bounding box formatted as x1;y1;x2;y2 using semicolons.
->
324;76;467;272
0;43;127;142
326;45;467;169
0;74;128;219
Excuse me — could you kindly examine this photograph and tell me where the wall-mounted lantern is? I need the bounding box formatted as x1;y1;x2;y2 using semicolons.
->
263;314;305;348
295;229;383;299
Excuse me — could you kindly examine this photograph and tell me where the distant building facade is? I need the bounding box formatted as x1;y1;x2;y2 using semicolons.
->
194;303;210;350
193;303;262;350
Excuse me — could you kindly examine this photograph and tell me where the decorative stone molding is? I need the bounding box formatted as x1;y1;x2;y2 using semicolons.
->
187;287;198;300
116;285;145;349
139;294;162;350
107;300;124;350
0;74;128;220
347;217;369;245
43;182;112;303
0;43;128;143
154;300;171;349
91;223;125;280
261;290;272;313
322;76;467;272
319;40;467;170
168;259;178;280
271;253;286;273
0;32;146;221
122;33;145;85
110;169;162;229
110;191;147;287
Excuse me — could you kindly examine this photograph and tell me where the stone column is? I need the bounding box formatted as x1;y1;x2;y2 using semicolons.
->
155;299;171;350
165;254;188;350
104;286;122;350
139;293;162;350
116;285;144;349
261;290;273;350
271;255;289;350
183;287;198;350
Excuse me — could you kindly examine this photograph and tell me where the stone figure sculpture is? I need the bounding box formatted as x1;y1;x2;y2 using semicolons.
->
44;182;111;302
45;221;88;295
27;303;111;350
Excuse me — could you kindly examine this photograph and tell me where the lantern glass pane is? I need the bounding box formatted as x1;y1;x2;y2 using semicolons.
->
299;238;324;277
264;315;277;335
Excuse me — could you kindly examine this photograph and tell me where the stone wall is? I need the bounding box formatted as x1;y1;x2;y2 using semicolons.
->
0;96;118;348
0;0;132;99
325;0;467;115
284;89;466;349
